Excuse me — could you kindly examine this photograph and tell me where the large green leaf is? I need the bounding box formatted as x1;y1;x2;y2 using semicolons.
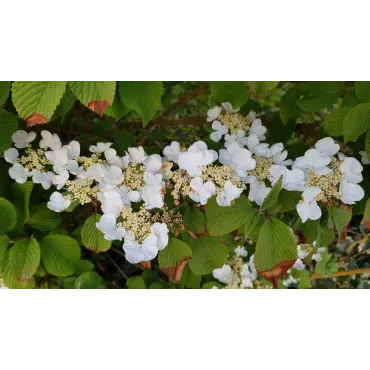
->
52;87;76;120
0;234;9;266
10;181;34;223
0;108;18;156
0;197;17;235
28;203;61;231
1;251;20;289
254;218;297;287
188;236;228;275
104;93;131;120
75;272;102;289
355;81;370;103
119;81;163;126
243;211;264;238
343;103;370;143
329;206;352;236
12;81;67;123
275;189;302;213
247;81;278;97
205;195;251;236
69;81;116;116
9;238;40;279
158;238;192;283
126;276;147;289
210;81;248;108
280;83;306;124
366;130;370;158
324;106;350;137
183;207;205;234
40;235;81;277
260;175;282;210
0;81;11;106
81;214;111;252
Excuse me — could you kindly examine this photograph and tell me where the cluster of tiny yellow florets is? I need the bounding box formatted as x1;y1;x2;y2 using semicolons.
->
18;147;50;171
64;180;99;205
218;113;251;133
167;169;192;200
123;163;146;191
248;157;273;182
0;277;7;289
305;158;343;202
151;208;184;233
201;164;246;193
121;206;153;243
76;154;103;170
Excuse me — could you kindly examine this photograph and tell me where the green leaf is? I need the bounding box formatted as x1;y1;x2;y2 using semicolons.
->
355;81;370;103
149;282;169;289
75;272;102;289
52;87;76;119
0;197;17;235
202;281;224;289
366;130;370;158
0;234;9;265
9;238;40;279
188;236;228;275
0;108;18;156
40;235;81;277
126;276;146;289
1;251;21;289
104;94;131;120
186;270;202;289
260;175;283;210
361;198;370;225
0;81;11;106
81;214;111;252
183;207;205;234
205;195;251;236
324;107;350;137
314;248;331;276
244;211;264;237
343;103;370;143
254;219;297;287
69;81;116;116
158;238;192;283
28;203;61;231
247;81;278;96
317;225;334;248
275;189;302;213
329;206;352;235
12;81;67;122
210;81;248;108
280;83;306;124
119;81;163;126
298;219;319;244
10;181;34;223
73;260;95;275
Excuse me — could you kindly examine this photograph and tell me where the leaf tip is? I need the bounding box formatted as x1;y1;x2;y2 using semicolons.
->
88;100;110;116
26;113;49;127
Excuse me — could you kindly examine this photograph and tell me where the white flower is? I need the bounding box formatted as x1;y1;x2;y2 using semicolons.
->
39;130;62;150
63;140;80;159
96;213;126;241
189;177;216;205
123;232;158;263
250;118;267;141
98;189;123;217
312;247;325;262
144;171;164;186
221;102;239;113
128;147;146;163
141;175;164;209
245;134;260;151
248;179;271;206
12;130;36;149
293;259;305;271
234;246;248;257
359;151;370;165
269;164;287;185
293;149;332;176
66;160;82;175
3;148;19;164
270;165;305;191
253;143;272;157
216;181;243;206
339;179;364;205
178;141;217;177
213;264;236;284
45;148;68;174
273;150;293;166
32;170;55;190
315;137;340;156
163;141;181;163
210;120;228;142
247;111;257;122
47;192;71;212
219;142;256;181
9;163;31;184
104;148;127;168
240;256;257;288
52;169;69;190
86;163;107;183
206;106;222;122
297;187;322;223
282;275;298;287
144;154;162;173
89;142;112;153
150;223;169;250
224;130;249;148
118;186;141;207
102;165;124;186
340;157;363;184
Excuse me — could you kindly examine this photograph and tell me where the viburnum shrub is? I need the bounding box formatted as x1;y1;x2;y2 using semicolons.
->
0;81;369;289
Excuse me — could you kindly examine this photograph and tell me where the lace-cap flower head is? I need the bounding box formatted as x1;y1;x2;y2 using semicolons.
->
12;130;36;149
89;142;112;153
47;192;71;212
96;213;126;241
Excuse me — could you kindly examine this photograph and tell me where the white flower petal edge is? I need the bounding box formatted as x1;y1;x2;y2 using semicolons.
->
296;187;322;223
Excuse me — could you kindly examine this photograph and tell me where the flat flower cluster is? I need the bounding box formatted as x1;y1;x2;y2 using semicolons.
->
3;102;368;268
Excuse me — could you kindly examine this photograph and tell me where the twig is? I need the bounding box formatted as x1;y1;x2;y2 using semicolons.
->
311;268;370;280
105;253;128;280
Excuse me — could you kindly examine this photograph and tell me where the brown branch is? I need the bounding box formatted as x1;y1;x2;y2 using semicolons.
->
105;253;128;280
310;268;370;280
